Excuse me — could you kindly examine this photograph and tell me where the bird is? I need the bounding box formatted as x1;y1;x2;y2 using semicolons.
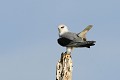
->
57;24;96;54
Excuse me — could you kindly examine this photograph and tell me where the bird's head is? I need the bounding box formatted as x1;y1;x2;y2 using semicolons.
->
58;24;69;35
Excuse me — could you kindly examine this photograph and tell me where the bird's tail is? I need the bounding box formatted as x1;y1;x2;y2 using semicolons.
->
77;25;93;41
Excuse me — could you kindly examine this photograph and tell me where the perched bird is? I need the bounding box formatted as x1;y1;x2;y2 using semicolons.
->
57;24;96;53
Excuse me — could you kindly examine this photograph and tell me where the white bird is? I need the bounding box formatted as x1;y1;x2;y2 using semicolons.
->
57;24;96;53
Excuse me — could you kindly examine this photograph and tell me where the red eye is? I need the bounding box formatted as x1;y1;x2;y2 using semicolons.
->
61;26;64;28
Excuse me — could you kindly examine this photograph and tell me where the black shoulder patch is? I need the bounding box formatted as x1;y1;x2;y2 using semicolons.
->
57;38;72;47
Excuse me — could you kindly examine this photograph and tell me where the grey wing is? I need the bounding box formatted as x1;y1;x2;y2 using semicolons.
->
60;32;83;42
60;32;78;41
66;41;96;48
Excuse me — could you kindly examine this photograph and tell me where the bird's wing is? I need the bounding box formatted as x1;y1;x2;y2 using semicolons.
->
60;32;78;41
77;25;93;41
58;32;83;47
66;41;96;48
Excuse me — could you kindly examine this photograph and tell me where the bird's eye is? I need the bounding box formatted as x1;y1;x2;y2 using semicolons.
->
61;26;64;28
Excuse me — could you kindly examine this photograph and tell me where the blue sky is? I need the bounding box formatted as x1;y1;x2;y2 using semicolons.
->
0;0;120;80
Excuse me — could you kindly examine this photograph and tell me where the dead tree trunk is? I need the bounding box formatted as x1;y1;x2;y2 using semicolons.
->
56;53;73;80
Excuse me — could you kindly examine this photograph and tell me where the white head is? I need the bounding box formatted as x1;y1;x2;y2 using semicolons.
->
58;24;69;35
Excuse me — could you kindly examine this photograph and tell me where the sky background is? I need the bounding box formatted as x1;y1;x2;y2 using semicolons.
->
0;0;120;80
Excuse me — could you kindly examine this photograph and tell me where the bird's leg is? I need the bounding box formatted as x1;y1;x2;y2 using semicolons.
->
71;47;74;52
66;47;74;54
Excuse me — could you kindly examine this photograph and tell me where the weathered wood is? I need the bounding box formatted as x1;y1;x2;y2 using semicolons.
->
56;52;73;80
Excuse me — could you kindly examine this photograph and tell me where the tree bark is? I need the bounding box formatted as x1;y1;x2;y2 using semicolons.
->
56;53;73;80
